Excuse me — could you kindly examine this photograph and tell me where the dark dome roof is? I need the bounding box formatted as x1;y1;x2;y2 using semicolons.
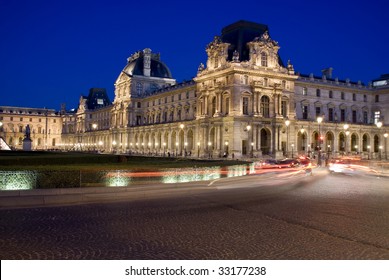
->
123;53;172;78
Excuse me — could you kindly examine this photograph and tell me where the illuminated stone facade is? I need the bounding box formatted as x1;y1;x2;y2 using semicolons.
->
0;106;61;150
1;20;388;158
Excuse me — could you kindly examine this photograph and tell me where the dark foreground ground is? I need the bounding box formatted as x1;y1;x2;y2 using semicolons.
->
1;171;389;259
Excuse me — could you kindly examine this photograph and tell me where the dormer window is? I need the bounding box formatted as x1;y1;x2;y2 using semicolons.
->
136;82;143;96
261;52;268;67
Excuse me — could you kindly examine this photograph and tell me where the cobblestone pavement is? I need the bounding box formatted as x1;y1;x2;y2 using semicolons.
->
1;173;389;259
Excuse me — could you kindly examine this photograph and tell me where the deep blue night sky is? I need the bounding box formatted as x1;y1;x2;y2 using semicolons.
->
1;0;388;110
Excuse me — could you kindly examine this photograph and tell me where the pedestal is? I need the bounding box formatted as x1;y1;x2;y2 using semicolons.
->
23;138;32;151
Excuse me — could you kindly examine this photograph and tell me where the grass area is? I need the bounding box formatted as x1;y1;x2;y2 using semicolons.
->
0;151;249;171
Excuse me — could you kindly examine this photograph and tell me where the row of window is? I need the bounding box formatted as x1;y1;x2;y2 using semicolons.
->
144;92;194;108
6;137;56;146
302;88;380;102
301;105;379;124
0;116;57;123
0;109;58;115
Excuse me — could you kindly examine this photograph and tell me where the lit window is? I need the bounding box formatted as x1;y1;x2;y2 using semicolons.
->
242;97;249;115
261;52;268;67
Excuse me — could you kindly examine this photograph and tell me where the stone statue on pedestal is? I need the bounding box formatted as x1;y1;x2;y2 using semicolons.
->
23;124;32;151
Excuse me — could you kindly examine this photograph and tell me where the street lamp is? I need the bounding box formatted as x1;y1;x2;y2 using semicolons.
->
175;142;178;156
344;124;349;156
384;133;388;160
345;131;350;155
224;141;229;157
291;143;294;158
179;124;185;156
208;141;212;159
379;146;383;160
163;142;166;156
317;116;323;166
251;142;254;157
376;121;383;160
285;119;290;157
246;124;252;157
197;142;200;158
112;140;117;153
184;142;187;157
367;145;371;160
300;127;305;154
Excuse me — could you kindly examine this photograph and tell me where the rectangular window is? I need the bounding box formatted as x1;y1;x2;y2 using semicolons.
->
171;96;174;102
242;97;249;115
178;93;181;100
302;87;307;95
352;93;356;101
315;107;321;117
375;95;379;102
352;110;357;123
340;109;346;122
316;89;321;97
10;117;13;121
20;117;23;121
363;111;368;124
302;105;308;120
329;90;333;98
186;92;189;99
374;111;380;124
328;108;334;121
281;100;287;117
363;95;367;102
29;118;32;122
341;92;345;100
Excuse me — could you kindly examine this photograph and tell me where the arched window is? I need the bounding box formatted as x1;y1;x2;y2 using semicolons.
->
261;96;270;117
261;52;268;67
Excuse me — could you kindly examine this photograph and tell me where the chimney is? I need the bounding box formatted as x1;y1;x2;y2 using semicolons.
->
143;48;151;77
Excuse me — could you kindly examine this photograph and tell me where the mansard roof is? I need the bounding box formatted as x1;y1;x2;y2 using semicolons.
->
220;20;284;66
86;88;112;110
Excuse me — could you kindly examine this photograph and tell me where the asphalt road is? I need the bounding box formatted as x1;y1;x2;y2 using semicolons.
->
1;170;389;259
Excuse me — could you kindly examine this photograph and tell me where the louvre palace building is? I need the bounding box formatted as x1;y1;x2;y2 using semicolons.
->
1;20;388;159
